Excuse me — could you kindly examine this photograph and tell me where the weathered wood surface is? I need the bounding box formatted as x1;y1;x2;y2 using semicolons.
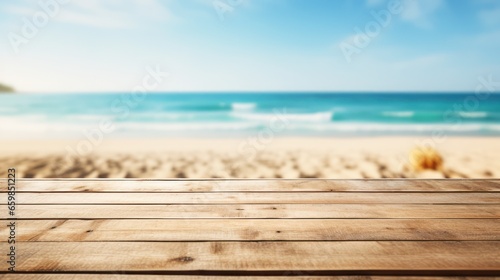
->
4;219;499;242
9;192;500;204
11;242;500;271
2;276;497;280
1;179;499;278
5;179;500;192
4;204;499;219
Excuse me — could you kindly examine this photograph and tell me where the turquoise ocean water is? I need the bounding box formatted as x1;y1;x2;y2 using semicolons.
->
1;93;499;139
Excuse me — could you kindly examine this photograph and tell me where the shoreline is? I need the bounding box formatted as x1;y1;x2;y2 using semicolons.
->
0;137;499;179
1;135;499;152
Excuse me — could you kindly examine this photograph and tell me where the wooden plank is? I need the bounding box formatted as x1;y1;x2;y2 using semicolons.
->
0;276;357;280
2;179;499;278
2;276;497;280
13;241;500;272
9;192;500;204
5;219;499;242
4;204;499;219
7;179;500;192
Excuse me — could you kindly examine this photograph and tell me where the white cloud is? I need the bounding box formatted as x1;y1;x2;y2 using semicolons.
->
399;0;445;28
3;0;175;29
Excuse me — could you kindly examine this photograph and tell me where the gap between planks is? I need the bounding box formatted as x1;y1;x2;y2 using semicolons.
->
2;204;499;219
1;275;499;279
5;179;500;192
4;192;500;204
11;241;500;272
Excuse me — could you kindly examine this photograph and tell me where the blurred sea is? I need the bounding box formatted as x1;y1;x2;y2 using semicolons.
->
1;93;500;139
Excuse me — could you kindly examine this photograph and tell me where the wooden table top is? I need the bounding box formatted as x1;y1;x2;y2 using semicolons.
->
1;179;499;279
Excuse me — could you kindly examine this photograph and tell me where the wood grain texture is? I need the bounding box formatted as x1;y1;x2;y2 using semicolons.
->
8;179;500;192
14;241;500;272
3;204;499;219
2;276;497;280
3;179;500;277
9;192;500;204
4;219;498;242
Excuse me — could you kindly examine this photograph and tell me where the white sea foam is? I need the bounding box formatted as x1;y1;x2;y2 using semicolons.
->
382;111;415;118
67;114;113;121
231;103;257;111
286;123;500;133
232;111;334;122
118;122;260;131
0;107;18;113
0;116;100;139
2;115;500;139
130;112;198;120
458;112;488;118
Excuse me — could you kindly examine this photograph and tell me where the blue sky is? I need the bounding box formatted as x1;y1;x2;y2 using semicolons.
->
0;0;499;92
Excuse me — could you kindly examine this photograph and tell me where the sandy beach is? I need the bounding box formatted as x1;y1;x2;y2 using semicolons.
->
0;137;498;179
